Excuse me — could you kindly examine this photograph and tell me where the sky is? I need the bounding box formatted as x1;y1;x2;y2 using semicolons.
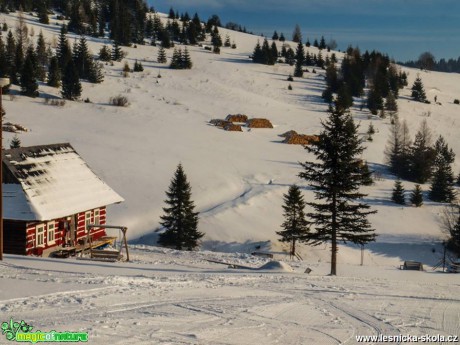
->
148;0;460;62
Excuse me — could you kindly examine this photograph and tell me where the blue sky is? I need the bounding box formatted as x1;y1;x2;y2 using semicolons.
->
148;0;460;61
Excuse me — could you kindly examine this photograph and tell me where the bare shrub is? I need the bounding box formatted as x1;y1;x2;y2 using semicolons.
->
44;97;65;106
110;95;129;107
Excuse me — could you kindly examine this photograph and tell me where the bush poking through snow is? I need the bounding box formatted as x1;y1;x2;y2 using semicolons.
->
110;95;129;107
454;99;460;105
44;98;66;107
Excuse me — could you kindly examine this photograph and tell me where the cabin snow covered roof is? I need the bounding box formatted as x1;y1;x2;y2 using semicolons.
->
2;143;124;221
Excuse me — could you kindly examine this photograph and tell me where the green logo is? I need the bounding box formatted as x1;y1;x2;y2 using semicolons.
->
1;319;88;343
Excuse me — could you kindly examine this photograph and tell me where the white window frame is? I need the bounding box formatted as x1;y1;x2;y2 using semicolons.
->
93;209;100;229
36;224;45;247
47;221;56;245
85;211;92;232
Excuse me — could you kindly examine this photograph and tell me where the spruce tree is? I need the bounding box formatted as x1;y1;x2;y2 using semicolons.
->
319;36;326;50
429;136;456;203
261;38;274;65
293;41;305;77
299;105;376;275
6;30;16;83
0;35;7;78
170;48;181;69
157;45;167;63
385;90;398;115
367;85;383;115
35;31;48;81
87;60;104;83
158;164;202;250
277;185;310;257
133;60;144;72
392;180;406;205
361;161;374;186
385;118;411;178
272;31;279;40
409;119;435;183
160;29;172;49
13;38;24;85
292;24;302;43
270;41;278;63
37;3;49;24
411;75;427;102
112;42;123;62
99;45;111;61
20;46;39;97
279;33;285;42
252;41;263;64
10;135;21;149
74;36;92;79
181;47;192;69
335;82;353;111
47;56;61;87
410;185;423;207
68;0;85;34
56;25;72;73
61;60;82;100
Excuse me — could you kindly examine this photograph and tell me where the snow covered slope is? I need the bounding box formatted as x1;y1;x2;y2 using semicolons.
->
1;11;459;265
1;248;460;344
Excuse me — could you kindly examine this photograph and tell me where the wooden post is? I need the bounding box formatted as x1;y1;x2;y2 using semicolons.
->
0;78;10;261
361;244;364;266
122;228;129;262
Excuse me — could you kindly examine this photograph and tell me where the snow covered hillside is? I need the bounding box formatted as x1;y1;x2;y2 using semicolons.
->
2;11;460;265
1;10;460;345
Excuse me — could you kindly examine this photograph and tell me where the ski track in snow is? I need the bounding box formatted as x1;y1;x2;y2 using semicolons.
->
2;254;460;345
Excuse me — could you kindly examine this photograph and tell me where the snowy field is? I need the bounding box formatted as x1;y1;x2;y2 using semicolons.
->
1;10;460;344
1;248;460;345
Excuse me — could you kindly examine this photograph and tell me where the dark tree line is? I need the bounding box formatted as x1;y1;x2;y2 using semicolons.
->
386;118;457;203
0;23;103;100
252;39;329;69
322;47;408;114
402;52;460;74
0;0;151;45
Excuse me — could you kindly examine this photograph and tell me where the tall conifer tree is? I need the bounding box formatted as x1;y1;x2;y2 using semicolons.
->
277;185;310;256
35;31;48;81
61;60;81;100
293;41;305;77
47;55;61;87
158;164;202;250
299;105;376;275
391;180;406;205
20;46;38;97
430;136;456;202
410;185;423;207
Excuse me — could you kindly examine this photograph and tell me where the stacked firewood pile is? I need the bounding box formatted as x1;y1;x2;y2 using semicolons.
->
280;131;319;145
210;115;273;131
246;118;273;128
225;114;248;123
3;122;29;133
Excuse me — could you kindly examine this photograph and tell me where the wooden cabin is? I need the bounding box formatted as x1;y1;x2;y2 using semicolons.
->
2;143;124;256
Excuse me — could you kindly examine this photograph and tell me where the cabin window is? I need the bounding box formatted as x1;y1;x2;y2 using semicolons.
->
36;224;45;247
85;211;92;232
47;221;55;245
94;209;100;229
